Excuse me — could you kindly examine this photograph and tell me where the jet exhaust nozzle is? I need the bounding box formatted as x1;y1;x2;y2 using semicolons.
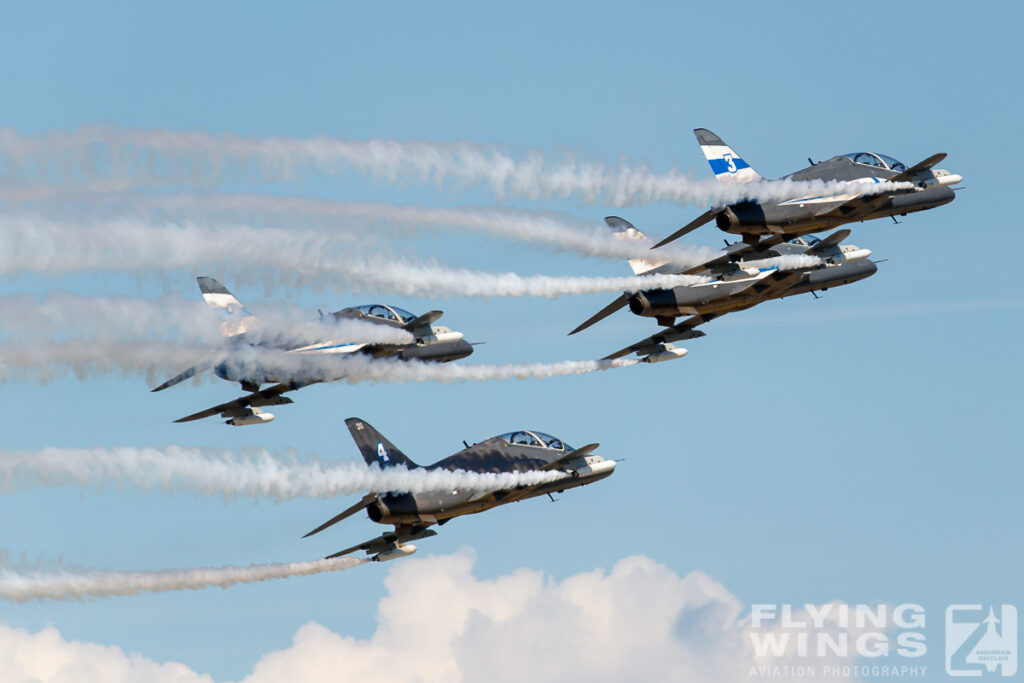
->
715;207;739;231
628;293;650;315
367;499;388;523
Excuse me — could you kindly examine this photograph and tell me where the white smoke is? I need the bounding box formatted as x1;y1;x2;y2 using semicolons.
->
0;553;865;682
741;254;824;270
0;214;709;298
0;124;913;207
0;556;365;603
0;340;640;385
0;291;414;346
0;447;568;500
82;193;719;267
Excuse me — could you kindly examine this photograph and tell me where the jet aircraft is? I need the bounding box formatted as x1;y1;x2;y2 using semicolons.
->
570;217;878;360
152;277;473;425
653;128;961;248
303;418;616;562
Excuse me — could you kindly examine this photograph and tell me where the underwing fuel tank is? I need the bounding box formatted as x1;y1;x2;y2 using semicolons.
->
372;544;417;562
641;345;688;364
225;407;275;426
571;458;618;478
414;330;464;346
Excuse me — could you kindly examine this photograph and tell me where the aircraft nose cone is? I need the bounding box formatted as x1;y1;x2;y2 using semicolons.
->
454;339;474;359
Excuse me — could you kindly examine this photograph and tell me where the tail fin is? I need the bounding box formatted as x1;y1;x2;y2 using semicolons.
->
346;418;420;469
604;216;668;275
196;276;258;338
694;128;762;185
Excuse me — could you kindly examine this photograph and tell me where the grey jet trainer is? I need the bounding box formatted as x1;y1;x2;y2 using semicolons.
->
303;418;616;562
152;277;473;425
570;217;878;361
653;128;961;248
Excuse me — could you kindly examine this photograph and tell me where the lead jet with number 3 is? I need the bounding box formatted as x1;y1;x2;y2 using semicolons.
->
654;128;961;249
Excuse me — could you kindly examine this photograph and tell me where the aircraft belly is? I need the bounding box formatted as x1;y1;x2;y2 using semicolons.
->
888;185;956;213
399;339;474;363
399;468;616;522
793;260;878;293
635;282;761;317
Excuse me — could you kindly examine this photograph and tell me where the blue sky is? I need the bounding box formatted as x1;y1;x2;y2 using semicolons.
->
0;2;1021;681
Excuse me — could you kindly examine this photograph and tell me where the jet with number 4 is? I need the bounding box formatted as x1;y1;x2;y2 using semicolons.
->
569;216;878;361
653;128;961;249
303;418;616;562
152;277;473;425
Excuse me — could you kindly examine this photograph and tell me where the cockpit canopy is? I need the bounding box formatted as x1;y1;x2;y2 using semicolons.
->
787;235;821;247
498;430;573;451
841;152;906;173
355;304;417;323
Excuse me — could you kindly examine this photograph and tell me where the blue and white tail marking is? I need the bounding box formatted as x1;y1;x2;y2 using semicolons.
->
694;128;762;186
196;276;258;338
604;216;669;275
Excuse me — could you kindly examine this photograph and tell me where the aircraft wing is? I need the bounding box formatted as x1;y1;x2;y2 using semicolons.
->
325;525;437;560
812;190;896;223
806;228;851;254
887;153;947;183
402;310;443;332
540;443;600;471
680;235;789;274
651;208;720;249
173;381;315;423
603;314;718;360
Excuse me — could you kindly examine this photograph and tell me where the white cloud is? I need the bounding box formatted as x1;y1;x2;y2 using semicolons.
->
0;552;864;683
0;625;211;683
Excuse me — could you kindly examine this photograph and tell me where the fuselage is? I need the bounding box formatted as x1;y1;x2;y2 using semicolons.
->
212;303;473;385
716;154;958;237
628;240;877;320
366;433;616;526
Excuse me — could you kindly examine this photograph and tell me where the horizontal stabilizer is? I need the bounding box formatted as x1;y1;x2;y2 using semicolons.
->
568;294;630;335
651;208;719;249
302;493;377;538
151;364;203;392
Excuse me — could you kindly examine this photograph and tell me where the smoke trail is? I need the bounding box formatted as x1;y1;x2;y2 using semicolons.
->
0;447;568;500
102;193;719;267
0;557;365;603
0;340;641;384
0;125;913;207
0;214;710;297
0;291;415;346
743;254;824;270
